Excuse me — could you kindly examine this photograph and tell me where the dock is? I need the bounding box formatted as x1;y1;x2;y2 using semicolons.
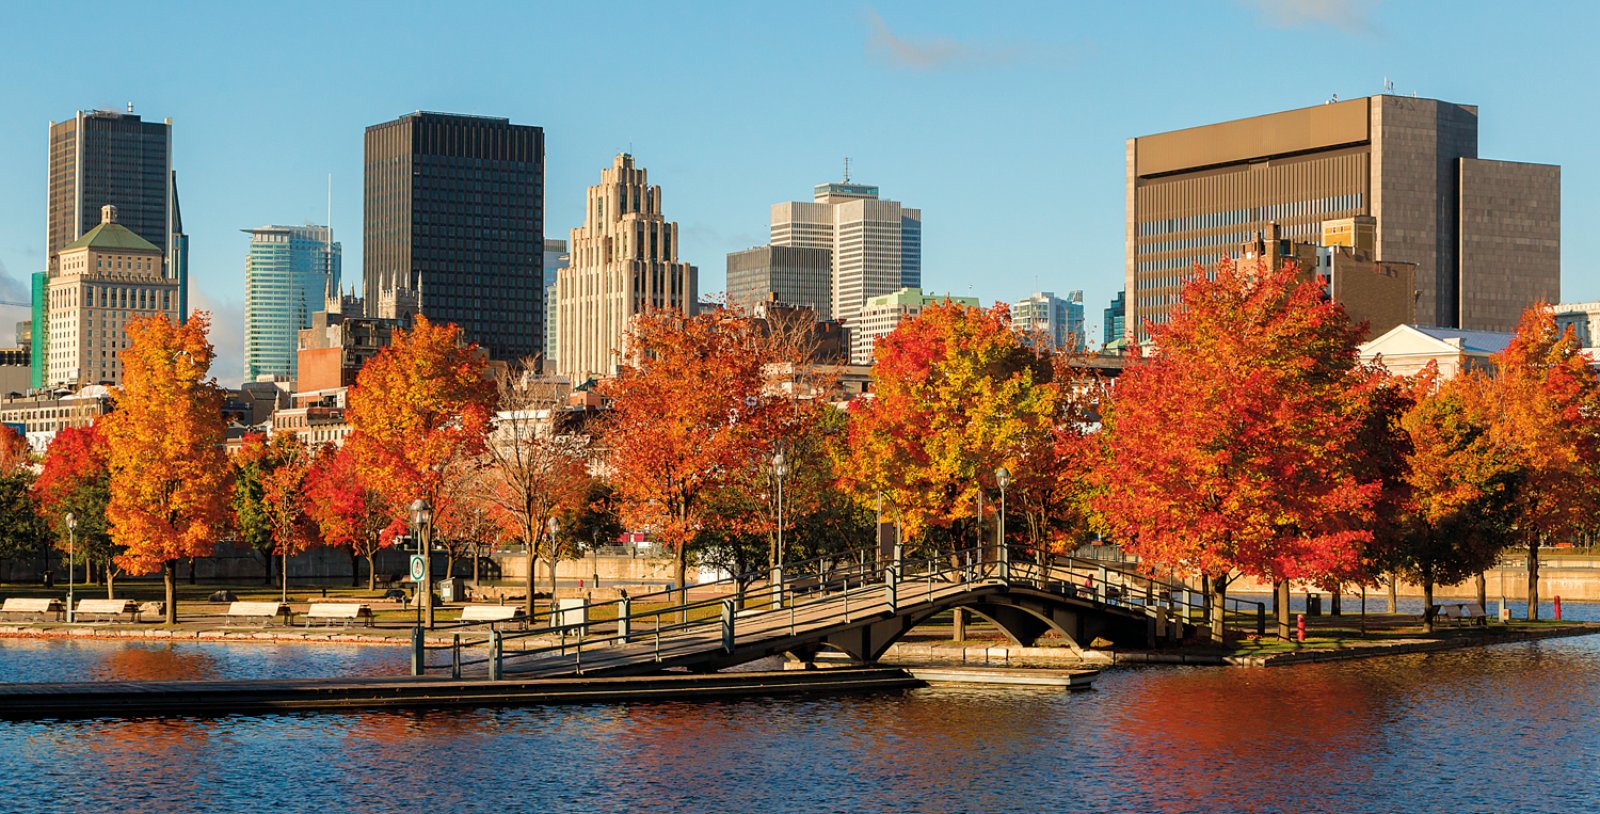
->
0;667;922;720
902;666;1099;689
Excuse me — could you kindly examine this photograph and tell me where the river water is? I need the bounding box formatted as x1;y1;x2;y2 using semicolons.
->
3;623;1600;811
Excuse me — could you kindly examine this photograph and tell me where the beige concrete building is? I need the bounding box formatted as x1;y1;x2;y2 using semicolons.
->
1358;324;1511;379
555;154;697;381
47;205;180;386
845;287;978;365
771;180;921;324
1238;220;1418;339
1127;95;1559;341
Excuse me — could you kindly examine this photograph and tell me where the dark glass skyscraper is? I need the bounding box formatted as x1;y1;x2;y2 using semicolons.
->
363;112;545;362
48;110;177;275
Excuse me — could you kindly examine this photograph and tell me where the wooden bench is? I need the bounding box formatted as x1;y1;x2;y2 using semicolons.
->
1432;603;1488;626
74;598;141;623
457;605;526;629
225;601;293;626
304;603;374;628
0;597;64;622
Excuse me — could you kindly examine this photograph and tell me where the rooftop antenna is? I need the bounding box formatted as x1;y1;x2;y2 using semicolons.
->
126;101;133;114
1383;76;1395;94
843;156;850;183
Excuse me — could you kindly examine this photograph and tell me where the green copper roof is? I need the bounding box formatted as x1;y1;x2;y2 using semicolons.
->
62;221;162;254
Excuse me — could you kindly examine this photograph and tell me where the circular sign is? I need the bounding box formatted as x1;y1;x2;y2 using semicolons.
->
409;555;427;583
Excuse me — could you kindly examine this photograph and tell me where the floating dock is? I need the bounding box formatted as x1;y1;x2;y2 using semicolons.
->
0;667;922;720
902;666;1099;689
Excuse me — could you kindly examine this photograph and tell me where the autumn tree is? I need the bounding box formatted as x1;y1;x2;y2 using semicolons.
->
1474;304;1600;619
834;302;1068;560
34;424;121;596
600;308;817;593
0;424;29;474
1393;372;1522;631
104;313;231;623
231;434;315;585
480;358;592;617
303;444;392;590
1090;258;1379;642
344;315;495;551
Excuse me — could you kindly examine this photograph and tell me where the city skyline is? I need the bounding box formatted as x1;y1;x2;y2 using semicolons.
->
0;1;1593;384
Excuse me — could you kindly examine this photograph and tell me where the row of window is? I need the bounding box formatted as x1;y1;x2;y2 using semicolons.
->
1137;194;1364;238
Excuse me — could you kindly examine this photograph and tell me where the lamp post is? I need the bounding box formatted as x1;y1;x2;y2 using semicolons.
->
65;513;76;623
411;498;434;628
547;517;560;624
995;466;1011;581
772;448;788;606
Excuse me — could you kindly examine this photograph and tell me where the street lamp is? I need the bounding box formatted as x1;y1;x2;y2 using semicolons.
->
547;517;560;624
995;466;1011;580
410;498;434;628
772;448;789;605
65;513;76;624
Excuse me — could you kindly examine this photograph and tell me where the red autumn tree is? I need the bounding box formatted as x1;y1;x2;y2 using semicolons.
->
231;433;316;584
834;302;1067;554
1473;304;1600;619
0;425;29;474
600;308;811;592
104;312;230;623
1090;258;1379;642
303;444;393;590
34;424;121;596
344;315;495;529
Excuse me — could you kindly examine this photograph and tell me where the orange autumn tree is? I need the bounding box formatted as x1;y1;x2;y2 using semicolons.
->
1473;304;1600;619
600;308;805;592
34;424;121;596
104;312;230;623
1090;258;1379;642
834;302;1068;554
303;444;393;590
344;315;495;545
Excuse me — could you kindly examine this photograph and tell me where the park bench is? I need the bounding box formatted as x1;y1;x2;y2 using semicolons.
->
1462;603;1487;622
74;598;141;623
0;597;64;622
457;605;526;629
225;601;294;627
304;603;374;628
1432;603;1488;626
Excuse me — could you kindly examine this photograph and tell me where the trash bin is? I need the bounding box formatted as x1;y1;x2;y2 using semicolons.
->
41;572;54;588
438;578;459;603
1306;593;1322;616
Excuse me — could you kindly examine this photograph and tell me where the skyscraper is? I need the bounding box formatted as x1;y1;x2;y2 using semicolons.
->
1103;290;1126;349
363;111;544;362
42;108;187;387
1011;291;1085;352
771;178;920;324
543;239;568;366
555;154;697;381
725;245;833;319
243;225;341;382
1126;95;1558;340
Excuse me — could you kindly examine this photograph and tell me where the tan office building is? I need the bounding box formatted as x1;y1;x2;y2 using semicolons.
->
771;180;921;325
555;154;697;381
47;205;180;386
1126;95;1559;341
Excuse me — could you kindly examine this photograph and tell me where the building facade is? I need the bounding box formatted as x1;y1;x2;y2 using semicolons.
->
243;225;341;382
1103;290;1126;350
555;154;697;381
771;180;920;324
363;111;544;362
845;287;979;365
1126;95;1559;341
726;244;833;319
47;206;180;386
543;239;568;368
1555;301;1600;348
1011;290;1085;352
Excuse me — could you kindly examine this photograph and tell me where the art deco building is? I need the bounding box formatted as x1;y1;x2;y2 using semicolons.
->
771;179;920;324
555;154;697;381
363;111;544;362
1126;95;1559;340
243;225;340;382
47;205;180;386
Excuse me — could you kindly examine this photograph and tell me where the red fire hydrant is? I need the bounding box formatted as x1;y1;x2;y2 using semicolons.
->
1296;613;1306;643
1554;595;1562;621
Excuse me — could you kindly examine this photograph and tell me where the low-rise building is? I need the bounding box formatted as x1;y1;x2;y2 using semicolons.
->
1358;324;1512;379
845;287;980;365
0;386;112;451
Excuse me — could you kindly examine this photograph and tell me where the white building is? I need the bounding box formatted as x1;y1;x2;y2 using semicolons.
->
771;179;920;324
1358;324;1512;379
1011;290;1085;352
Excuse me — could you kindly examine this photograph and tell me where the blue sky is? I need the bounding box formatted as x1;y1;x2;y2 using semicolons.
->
0;0;1592;384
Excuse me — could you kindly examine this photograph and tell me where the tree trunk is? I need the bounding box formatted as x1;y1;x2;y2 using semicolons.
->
188;556;197;585
1331;587;1342;616
1527;538;1541;620
366;553;378;592
163;560;177;625
1275;580;1291;641
524;537;537;620
105;568;116;600
674;544;689;625
350;549;360;588
1422;576;1435;633
1208;575;1228;644
1388;573;1398;614
1475;571;1488;626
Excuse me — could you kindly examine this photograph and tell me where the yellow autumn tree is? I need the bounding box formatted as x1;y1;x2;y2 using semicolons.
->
105;312;230;623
